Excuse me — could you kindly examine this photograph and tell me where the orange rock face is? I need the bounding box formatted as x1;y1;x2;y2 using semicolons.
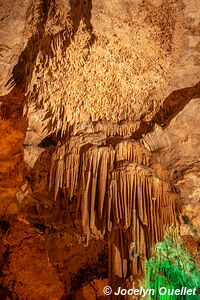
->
0;89;27;215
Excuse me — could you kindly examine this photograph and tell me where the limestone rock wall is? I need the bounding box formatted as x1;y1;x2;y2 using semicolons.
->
0;0;199;299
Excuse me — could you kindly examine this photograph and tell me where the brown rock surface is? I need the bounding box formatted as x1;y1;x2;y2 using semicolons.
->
0;89;27;215
2;221;64;300
0;0;199;299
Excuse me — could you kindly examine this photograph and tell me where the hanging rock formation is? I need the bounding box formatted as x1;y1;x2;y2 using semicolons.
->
0;0;200;299
49;137;177;280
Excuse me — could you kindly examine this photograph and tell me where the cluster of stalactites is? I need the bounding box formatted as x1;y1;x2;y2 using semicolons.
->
49;136;177;276
109;164;177;277
25;23;144;137
49;137;151;201
24;3;169;137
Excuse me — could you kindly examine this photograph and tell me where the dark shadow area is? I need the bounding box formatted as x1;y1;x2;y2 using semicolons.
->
0;285;13;300
70;249;108;292
0;219;10;233
132;81;200;139
38;134;58;147
6;0;96;92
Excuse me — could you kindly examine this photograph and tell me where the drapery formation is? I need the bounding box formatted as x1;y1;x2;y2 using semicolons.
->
49;136;177;277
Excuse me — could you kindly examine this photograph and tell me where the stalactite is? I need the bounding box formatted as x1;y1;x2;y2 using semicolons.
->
49;134;178;279
49;132;107;198
116;141;150;166
107;163;177;276
25;0;166;138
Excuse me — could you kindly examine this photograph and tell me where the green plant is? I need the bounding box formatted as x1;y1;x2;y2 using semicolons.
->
143;227;200;299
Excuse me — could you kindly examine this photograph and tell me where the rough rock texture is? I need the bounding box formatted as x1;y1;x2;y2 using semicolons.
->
142;97;200;234
0;0;33;95
0;88;27;215
0;0;200;299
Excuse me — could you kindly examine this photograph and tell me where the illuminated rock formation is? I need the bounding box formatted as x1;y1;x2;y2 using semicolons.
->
0;0;199;299
49;137;177;280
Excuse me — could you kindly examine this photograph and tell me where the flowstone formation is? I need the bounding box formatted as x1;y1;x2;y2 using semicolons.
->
0;0;200;299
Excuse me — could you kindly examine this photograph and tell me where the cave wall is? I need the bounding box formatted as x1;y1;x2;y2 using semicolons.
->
0;0;200;299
